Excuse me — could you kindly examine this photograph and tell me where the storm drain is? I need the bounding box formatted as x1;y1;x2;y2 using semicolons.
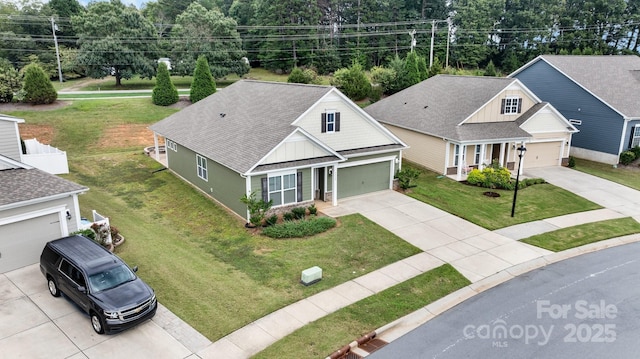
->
359;338;388;354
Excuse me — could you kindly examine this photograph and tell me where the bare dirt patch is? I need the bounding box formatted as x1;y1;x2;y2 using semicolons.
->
94;124;158;150
18;124;56;143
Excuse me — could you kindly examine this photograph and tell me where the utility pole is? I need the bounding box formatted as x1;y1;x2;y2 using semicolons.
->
51;17;63;83
446;20;451;68
429;20;435;67
409;29;417;52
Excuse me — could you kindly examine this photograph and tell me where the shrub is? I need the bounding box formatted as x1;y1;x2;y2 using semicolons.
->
631;146;640;159
466;165;512;189
0;58;21;103
619;150;635;165
72;229;96;241
287;67;319;84
21;63;57;104
152;62;179;106
396;167;420;190
370;66;396;95
308;204;317;215
568;156;576;168
262;216;337;238
283;212;295;221
331;61;371;101
190;55;216;103
291;207;306;220
265;214;278;227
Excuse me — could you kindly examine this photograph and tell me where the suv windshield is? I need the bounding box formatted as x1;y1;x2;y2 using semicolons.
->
88;264;136;292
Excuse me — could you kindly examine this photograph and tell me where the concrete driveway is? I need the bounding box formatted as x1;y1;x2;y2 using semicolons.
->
0;264;210;359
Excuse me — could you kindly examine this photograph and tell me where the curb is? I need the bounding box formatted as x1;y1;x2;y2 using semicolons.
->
329;234;640;358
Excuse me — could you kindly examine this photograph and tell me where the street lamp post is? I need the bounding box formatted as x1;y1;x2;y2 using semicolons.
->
511;145;527;217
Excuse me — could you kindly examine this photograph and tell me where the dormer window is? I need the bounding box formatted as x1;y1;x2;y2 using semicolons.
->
321;111;341;133
501;97;522;115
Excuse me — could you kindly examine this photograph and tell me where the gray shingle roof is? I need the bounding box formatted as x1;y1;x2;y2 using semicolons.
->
364;75;531;142
0;167;88;207
535;55;640;117
149;80;334;174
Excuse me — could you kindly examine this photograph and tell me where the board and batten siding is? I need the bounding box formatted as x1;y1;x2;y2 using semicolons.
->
297;94;393;151
513;60;623;157
466;89;536;124
261;132;331;164
167;141;247;217
0;120;21;161
384;124;446;173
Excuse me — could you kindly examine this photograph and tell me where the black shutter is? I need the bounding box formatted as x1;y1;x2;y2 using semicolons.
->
261;177;268;202
321;113;326;133
629;126;636;149
335;112;341;132
297;171;303;202
500;99;506;114
517;98;522;113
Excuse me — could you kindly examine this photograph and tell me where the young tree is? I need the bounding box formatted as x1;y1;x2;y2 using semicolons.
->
190;55;216;103
0;58;21;103
21;63;57;104
72;1;157;86
331;61;371;101
404;51;422;87
152;62;178;106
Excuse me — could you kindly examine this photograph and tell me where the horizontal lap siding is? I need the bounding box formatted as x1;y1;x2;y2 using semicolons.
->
514;61;623;155
384;124;445;173
0;121;20;161
167;142;246;217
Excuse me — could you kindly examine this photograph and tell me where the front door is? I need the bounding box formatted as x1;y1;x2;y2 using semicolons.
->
491;144;501;166
315;167;325;200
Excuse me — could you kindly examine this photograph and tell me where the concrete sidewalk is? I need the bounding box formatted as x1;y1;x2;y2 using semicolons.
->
201;166;640;358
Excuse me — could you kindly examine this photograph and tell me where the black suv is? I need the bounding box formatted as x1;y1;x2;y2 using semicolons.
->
40;235;157;334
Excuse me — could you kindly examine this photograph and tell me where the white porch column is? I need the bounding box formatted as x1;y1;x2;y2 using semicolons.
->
332;165;338;206
245;175;252;222
499;143;505;167
153;134;160;161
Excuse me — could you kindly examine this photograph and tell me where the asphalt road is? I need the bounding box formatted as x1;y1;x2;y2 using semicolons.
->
369;242;640;359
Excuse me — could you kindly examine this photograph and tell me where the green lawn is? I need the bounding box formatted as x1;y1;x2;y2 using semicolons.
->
254;264;470;359
572;158;640;191
404;162;602;230
6;100;420;340
521;217;640;252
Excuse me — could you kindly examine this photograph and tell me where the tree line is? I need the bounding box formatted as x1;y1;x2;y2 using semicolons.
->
1;0;639;88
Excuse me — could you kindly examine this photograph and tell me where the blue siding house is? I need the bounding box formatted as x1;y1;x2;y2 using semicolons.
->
510;55;640;164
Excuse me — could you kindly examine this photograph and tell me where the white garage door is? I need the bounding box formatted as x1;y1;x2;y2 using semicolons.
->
525;142;562;168
0;213;63;273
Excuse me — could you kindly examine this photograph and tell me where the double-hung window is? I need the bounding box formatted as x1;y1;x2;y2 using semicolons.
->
632;126;640;148
321;111;340;133
196;154;208;181
454;144;460;166
502;97;522;115
268;172;297;206
474;145;481;164
166;139;177;151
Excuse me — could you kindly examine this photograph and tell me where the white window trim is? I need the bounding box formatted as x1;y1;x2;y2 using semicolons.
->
503;97;520;115
268;170;297;207
196;154;208;181
166;139;177;151
633;127;640;148
474;145;481;164
454;144;460;166
325;110;336;133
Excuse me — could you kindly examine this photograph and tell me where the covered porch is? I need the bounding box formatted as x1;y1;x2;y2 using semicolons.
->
445;141;526;181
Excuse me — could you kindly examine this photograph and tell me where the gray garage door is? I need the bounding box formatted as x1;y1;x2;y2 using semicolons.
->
0;213;63;273
337;161;391;199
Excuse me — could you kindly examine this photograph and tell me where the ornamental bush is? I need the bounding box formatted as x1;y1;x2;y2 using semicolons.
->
619;150;635;165
396;167;420;190
466;166;512;189
262;216;337;239
190;55;216;103
152;62;179;106
21;63;57;104
331;61;371;101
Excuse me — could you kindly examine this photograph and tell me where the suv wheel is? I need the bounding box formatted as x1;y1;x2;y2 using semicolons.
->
47;277;60;297
91;312;105;334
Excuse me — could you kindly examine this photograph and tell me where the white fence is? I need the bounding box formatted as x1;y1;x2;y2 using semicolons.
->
21;138;69;174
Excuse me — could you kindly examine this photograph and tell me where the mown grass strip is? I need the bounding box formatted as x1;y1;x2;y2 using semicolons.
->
521;217;640;252
253;264;470;359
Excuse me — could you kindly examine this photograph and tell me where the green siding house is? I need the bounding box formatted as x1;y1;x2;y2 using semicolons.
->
149;80;407;221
